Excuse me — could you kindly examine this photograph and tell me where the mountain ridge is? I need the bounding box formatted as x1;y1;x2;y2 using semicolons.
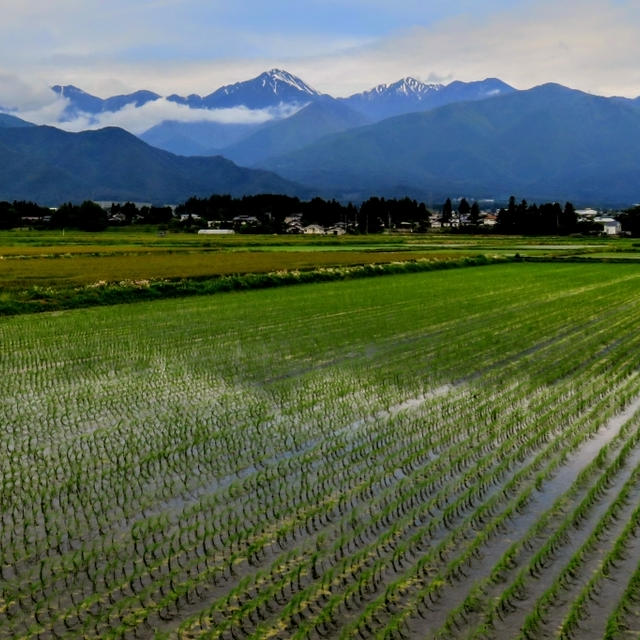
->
220;98;370;167
166;68;322;110
51;85;161;118
260;83;640;205
0;124;305;205
49;71;519;123
340;77;515;120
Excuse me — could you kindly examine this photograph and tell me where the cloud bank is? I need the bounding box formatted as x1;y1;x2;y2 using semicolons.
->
54;101;302;135
3;74;303;134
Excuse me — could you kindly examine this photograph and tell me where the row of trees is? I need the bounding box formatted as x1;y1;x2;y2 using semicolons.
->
616;206;640;236
0;200;51;230
494;198;586;235
1;195;637;235
175;194;430;233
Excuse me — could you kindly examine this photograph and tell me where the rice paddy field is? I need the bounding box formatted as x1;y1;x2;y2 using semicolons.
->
3;258;640;639
0;229;637;293
2;229;638;316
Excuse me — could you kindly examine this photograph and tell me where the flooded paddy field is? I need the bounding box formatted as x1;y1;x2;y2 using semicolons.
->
2;262;640;638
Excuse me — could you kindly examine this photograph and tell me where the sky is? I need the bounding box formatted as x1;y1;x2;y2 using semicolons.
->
1;0;639;132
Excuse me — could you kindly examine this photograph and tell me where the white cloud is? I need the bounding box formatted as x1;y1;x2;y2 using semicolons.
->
14;98;303;135
0;75;63;111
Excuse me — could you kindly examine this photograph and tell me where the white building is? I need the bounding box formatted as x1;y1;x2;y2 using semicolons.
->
198;229;235;235
594;217;622;235
303;224;326;235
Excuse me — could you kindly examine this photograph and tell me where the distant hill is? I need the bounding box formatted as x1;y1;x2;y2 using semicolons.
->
0;113;34;128
0;125;305;205
220;98;370;166
139;120;266;157
261;84;640;205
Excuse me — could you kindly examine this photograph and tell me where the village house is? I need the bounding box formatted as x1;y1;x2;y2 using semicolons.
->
303;224;326;235
594;216;622;235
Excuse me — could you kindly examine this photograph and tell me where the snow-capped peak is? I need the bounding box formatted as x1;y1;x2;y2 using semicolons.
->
385;77;443;98
259;69;320;96
357;77;444;101
209;69;320;103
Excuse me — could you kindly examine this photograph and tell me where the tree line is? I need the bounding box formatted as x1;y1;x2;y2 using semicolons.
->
0;194;637;235
175;194;430;233
493;197;599;235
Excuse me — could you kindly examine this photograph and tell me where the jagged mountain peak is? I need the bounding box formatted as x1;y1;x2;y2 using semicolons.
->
387;77;443;96
215;68;320;99
261;69;320;95
363;77;443;99
52;84;88;97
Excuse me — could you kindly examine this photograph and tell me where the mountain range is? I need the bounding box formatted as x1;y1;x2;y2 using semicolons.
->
262;83;640;204
2;69;640;206
50;69;518;159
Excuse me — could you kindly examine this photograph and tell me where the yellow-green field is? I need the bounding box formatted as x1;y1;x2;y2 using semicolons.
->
0;250;485;289
0;229;632;288
1;229;638;316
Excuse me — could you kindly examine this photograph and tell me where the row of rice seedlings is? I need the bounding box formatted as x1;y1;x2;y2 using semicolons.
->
350;358;640;636
558;498;640;638
212;391;540;635
439;397;640;639
518;453;640;638
3;264;640;636
602;553;640;639
306;372;640;634
1;378;484;632
79;384;500;636
139;380;528;636
18;294;640;636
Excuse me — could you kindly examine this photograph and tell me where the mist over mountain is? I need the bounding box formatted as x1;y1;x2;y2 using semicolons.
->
139;120;266;157
137;73;516;160
9;70;520;157
260;84;640;205
0;125;304;205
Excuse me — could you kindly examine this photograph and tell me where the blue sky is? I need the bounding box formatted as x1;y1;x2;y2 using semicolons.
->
1;0;639;129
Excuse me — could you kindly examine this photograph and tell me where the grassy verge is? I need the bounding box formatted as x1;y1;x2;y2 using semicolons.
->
0;255;508;316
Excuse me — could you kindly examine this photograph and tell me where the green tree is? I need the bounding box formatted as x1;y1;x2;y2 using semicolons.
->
458;198;470;219
469;201;481;226
78;201;108;231
616;206;640;236
441;198;453;227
